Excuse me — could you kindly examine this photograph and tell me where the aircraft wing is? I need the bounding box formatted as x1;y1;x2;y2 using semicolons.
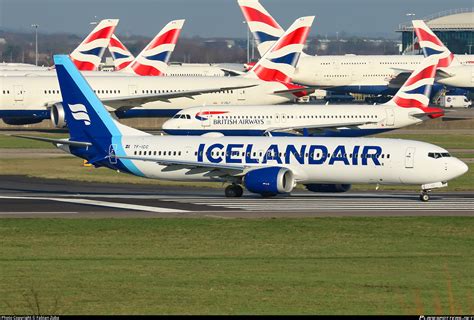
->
101;84;258;110
264;120;379;136
10;135;92;147
387;69;412;88
435;69;454;79
118;155;252;178
273;87;315;95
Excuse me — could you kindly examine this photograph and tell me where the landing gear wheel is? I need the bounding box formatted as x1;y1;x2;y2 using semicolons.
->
419;192;430;202
225;184;243;198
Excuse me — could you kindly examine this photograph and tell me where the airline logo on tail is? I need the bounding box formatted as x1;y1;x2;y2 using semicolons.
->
248;16;313;84
108;34;134;70
238;0;284;57
70;19;119;71
412;20;454;68
126;19;185;76
69;103;91;126
388;56;443;118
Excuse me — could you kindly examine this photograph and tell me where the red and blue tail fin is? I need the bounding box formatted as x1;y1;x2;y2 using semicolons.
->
124;19;185;76
412;20;458;68
108;34;135;71
385;56;443;118
238;0;284;57
70;19;119;71
245;16;314;83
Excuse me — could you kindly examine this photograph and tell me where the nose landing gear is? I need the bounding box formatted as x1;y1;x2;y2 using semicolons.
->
420;191;430;202
419;182;448;202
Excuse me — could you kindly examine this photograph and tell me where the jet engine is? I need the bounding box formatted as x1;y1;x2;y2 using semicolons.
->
50;103;67;128
304;184;352;193
244;167;295;196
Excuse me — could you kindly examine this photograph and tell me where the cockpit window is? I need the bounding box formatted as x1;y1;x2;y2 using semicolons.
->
428;152;451;159
173;114;180;119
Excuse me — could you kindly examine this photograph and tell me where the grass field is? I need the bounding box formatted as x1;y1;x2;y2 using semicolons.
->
0;218;472;315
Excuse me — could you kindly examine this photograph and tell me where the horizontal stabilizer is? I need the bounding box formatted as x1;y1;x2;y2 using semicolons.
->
11;135;92;147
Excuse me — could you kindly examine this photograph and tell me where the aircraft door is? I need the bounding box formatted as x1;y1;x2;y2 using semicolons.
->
238;89;246;102
128;85;137;95
14;85;24;101
385;108;395;126
405;147;415;168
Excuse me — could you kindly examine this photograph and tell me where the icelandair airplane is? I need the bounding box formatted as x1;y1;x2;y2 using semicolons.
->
108;33;231;77
0;19;118;74
0;16;314;126
413;20;474;90
14;55;468;201
163;56;444;136
237;0;474;95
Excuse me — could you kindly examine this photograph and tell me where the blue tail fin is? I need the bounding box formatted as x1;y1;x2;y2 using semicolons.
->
54;55;147;174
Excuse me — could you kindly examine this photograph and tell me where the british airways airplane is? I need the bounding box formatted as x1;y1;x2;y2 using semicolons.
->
413;20;474;90
0;17;313;126
237;0;474;95
108;31;230;77
14;55;468;201
162;55;444;136
0;19;119;74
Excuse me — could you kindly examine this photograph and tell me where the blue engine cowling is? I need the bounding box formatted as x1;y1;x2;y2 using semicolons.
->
244;167;295;196
305;184;351;193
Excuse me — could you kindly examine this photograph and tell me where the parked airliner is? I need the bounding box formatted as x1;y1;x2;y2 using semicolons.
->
0;19;118;74
108;33;231;77
162;56;444;136
0;17;314;126
238;0;474;95
15;55;467;201
413;20;474;90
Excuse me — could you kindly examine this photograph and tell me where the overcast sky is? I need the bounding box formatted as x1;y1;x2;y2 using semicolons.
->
0;0;472;38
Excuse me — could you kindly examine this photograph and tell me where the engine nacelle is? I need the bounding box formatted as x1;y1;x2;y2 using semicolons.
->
50;103;67;128
244;167;295;196
2;117;44;125
305;184;352;193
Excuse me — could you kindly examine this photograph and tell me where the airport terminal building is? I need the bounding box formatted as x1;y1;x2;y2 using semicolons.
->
397;8;474;54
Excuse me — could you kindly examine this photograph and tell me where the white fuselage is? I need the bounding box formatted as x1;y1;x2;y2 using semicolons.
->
436;65;474;89
67;135;467;187
292;54;474;92
0;74;293;119
162;104;426;137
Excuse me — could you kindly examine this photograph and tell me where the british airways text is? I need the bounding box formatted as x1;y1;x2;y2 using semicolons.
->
196;144;383;166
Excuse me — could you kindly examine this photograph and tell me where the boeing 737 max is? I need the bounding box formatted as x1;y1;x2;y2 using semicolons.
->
14;55;468;201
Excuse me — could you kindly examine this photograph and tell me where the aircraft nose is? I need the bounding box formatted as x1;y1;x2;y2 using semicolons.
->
161;120;170;131
451;159;469;179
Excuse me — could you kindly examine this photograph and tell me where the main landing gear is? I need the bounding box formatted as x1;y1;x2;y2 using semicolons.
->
225;184;244;198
